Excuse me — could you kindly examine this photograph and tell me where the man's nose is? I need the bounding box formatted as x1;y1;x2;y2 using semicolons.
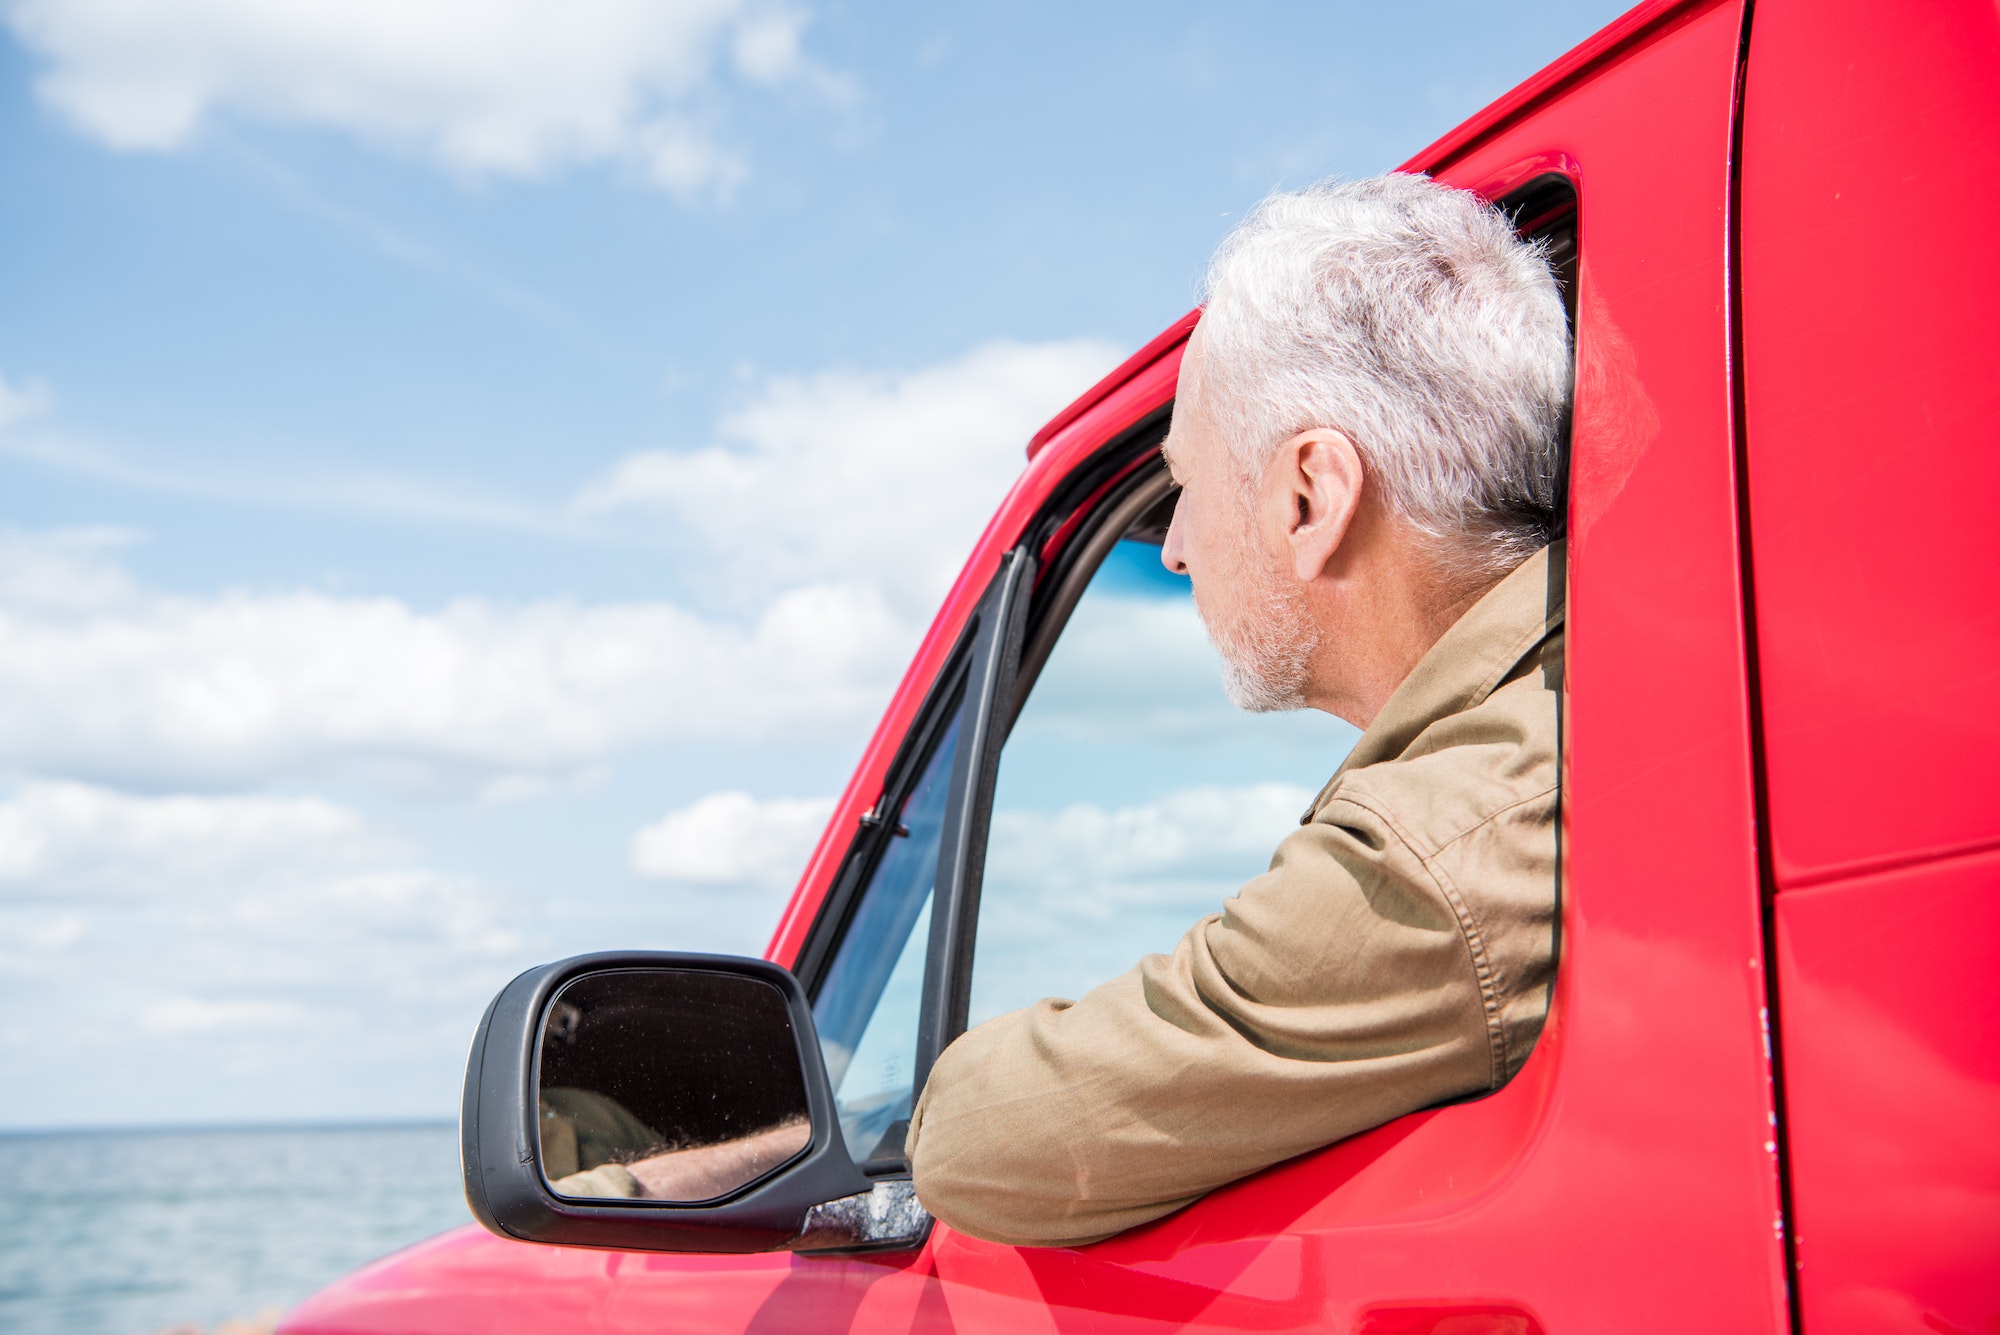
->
1161;501;1190;575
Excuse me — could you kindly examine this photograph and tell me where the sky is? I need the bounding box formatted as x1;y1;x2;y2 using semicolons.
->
0;0;1629;1129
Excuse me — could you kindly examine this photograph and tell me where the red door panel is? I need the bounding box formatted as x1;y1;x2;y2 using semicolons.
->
1740;1;2000;1328
1773;852;2000;1334
1738;0;2000;888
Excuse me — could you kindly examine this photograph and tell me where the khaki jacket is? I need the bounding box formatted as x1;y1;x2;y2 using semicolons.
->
906;542;1565;1247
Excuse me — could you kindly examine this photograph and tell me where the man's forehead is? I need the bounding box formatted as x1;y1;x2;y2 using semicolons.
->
1178;324;1209;384
1165;330;1209;452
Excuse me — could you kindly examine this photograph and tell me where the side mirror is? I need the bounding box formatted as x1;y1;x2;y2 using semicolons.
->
461;952;932;1254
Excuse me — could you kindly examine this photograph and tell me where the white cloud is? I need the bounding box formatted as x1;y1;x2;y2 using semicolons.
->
0;779;394;896
1007;593;1243;743
0;531;909;786
3;0;843;198
0;526;140;611
0;784;516;1001
970;783;1316;1025
0;777;530;1023
631;789;835;885
0;781;527;967
0;338;1126;789
141;996;305;1034
732;9;810;84
475;766;605;807
237;867;527;975
0;371;50;430
987;782;1314;895
575;339;1125;609
0;910;86;978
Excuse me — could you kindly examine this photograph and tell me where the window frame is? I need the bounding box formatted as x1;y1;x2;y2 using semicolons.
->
785;419;1172;1169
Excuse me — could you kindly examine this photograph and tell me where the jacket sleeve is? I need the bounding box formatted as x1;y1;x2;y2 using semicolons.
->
904;794;1498;1248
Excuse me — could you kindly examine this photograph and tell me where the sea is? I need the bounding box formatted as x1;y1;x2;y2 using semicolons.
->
0;1123;471;1335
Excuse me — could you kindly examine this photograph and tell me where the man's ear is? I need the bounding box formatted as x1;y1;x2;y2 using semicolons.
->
1267;428;1366;583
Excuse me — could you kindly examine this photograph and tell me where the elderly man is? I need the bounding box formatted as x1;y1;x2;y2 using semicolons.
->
903;173;1571;1247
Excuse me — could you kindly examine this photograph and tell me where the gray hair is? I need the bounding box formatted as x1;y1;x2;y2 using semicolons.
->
1193;173;1571;575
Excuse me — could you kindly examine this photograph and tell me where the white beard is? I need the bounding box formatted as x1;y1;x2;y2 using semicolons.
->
1202;531;1320;714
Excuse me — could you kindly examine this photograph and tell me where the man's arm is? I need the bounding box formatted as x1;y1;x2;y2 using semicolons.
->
551;1118;812;1201
905;795;1523;1248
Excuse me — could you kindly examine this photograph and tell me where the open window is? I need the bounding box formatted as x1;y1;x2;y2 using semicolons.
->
790;423;1359;1175
970;458;1361;1031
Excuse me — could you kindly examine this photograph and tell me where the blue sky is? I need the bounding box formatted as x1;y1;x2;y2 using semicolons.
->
0;0;1626;1128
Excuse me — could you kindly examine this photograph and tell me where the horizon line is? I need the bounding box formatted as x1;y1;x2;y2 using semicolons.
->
0;1116;458;1138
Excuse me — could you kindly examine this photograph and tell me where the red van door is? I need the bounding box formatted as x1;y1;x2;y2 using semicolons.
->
863;3;1786;1330
1738;1;2000;1330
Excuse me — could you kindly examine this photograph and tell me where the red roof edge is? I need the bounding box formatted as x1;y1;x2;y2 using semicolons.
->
1026;307;1201;458
1402;0;1705;174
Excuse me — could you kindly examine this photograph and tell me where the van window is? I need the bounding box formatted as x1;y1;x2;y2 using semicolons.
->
967;528;1360;1028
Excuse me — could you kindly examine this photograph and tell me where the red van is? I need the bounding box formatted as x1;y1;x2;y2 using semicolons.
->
282;0;2000;1330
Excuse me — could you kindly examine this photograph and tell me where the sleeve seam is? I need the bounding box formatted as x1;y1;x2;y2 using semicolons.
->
1323;792;1515;1090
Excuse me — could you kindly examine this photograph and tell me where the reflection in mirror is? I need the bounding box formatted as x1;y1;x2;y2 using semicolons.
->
537;969;812;1203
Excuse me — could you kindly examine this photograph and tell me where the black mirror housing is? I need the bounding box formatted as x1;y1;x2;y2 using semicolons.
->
462;951;899;1254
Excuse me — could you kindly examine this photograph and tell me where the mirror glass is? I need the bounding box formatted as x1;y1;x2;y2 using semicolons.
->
537;968;812;1203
